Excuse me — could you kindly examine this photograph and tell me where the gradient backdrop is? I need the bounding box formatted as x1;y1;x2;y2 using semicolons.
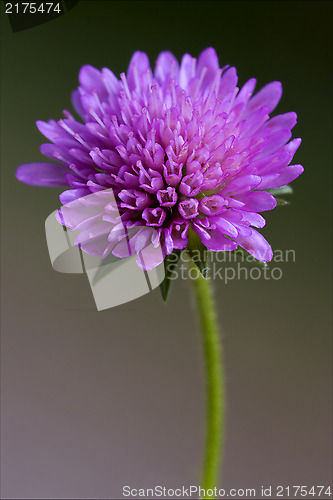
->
1;1;332;499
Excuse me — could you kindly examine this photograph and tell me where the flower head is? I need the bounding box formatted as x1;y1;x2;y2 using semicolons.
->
16;48;303;269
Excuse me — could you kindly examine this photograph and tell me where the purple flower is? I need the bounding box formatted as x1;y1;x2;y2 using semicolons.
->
16;48;303;269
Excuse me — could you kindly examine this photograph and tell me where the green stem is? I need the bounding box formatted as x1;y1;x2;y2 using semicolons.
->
188;257;224;500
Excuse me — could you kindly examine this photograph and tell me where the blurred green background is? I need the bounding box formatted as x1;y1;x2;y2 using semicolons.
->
1;1;332;499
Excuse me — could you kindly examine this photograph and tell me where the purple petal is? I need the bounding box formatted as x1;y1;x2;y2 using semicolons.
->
211;216;239;238
101;67;119;95
169;221;189;249
219;208;243;224
251;150;292;175
196;227;238;252
71;90;86;119
179;54;197;90
241;106;270;137
178;198;199;219
247;81;282;115
236;210;266;228
155;51;179;83
197;47;220;90
127;51;151;91
218;67;238;101
234;228;273;261
284;137;302;156
57;198;105;229
111;235;134;259
232;223;252;237
142;207;166;226
16;162;71;187
272;164;304;188
74;221;112;245
223;174;262;196
199;195;227;215
131;227;154;253
36;120;66;142
157;187;178;207
40;142;74;164
265;112;297;132
257;174;281;189
259;129;292;157
234;78;256;106
59;188;91;205
137;243;164;271
78;65;107;100
236;191;277;212
79;233;110;257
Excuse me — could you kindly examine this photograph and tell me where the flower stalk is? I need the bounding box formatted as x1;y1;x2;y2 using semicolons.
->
188;257;224;499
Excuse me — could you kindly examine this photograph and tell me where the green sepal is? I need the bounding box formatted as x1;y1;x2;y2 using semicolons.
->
267;185;293;196
266;185;293;207
186;228;210;279
275;197;290;206
159;249;182;302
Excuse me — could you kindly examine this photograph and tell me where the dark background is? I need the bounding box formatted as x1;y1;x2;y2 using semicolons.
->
1;1;332;499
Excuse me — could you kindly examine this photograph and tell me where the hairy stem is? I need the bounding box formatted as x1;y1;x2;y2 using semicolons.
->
189;257;224;499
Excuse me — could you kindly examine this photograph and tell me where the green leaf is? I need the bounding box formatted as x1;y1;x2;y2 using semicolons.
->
186;228;210;278
160;249;182;302
267;184;293;196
